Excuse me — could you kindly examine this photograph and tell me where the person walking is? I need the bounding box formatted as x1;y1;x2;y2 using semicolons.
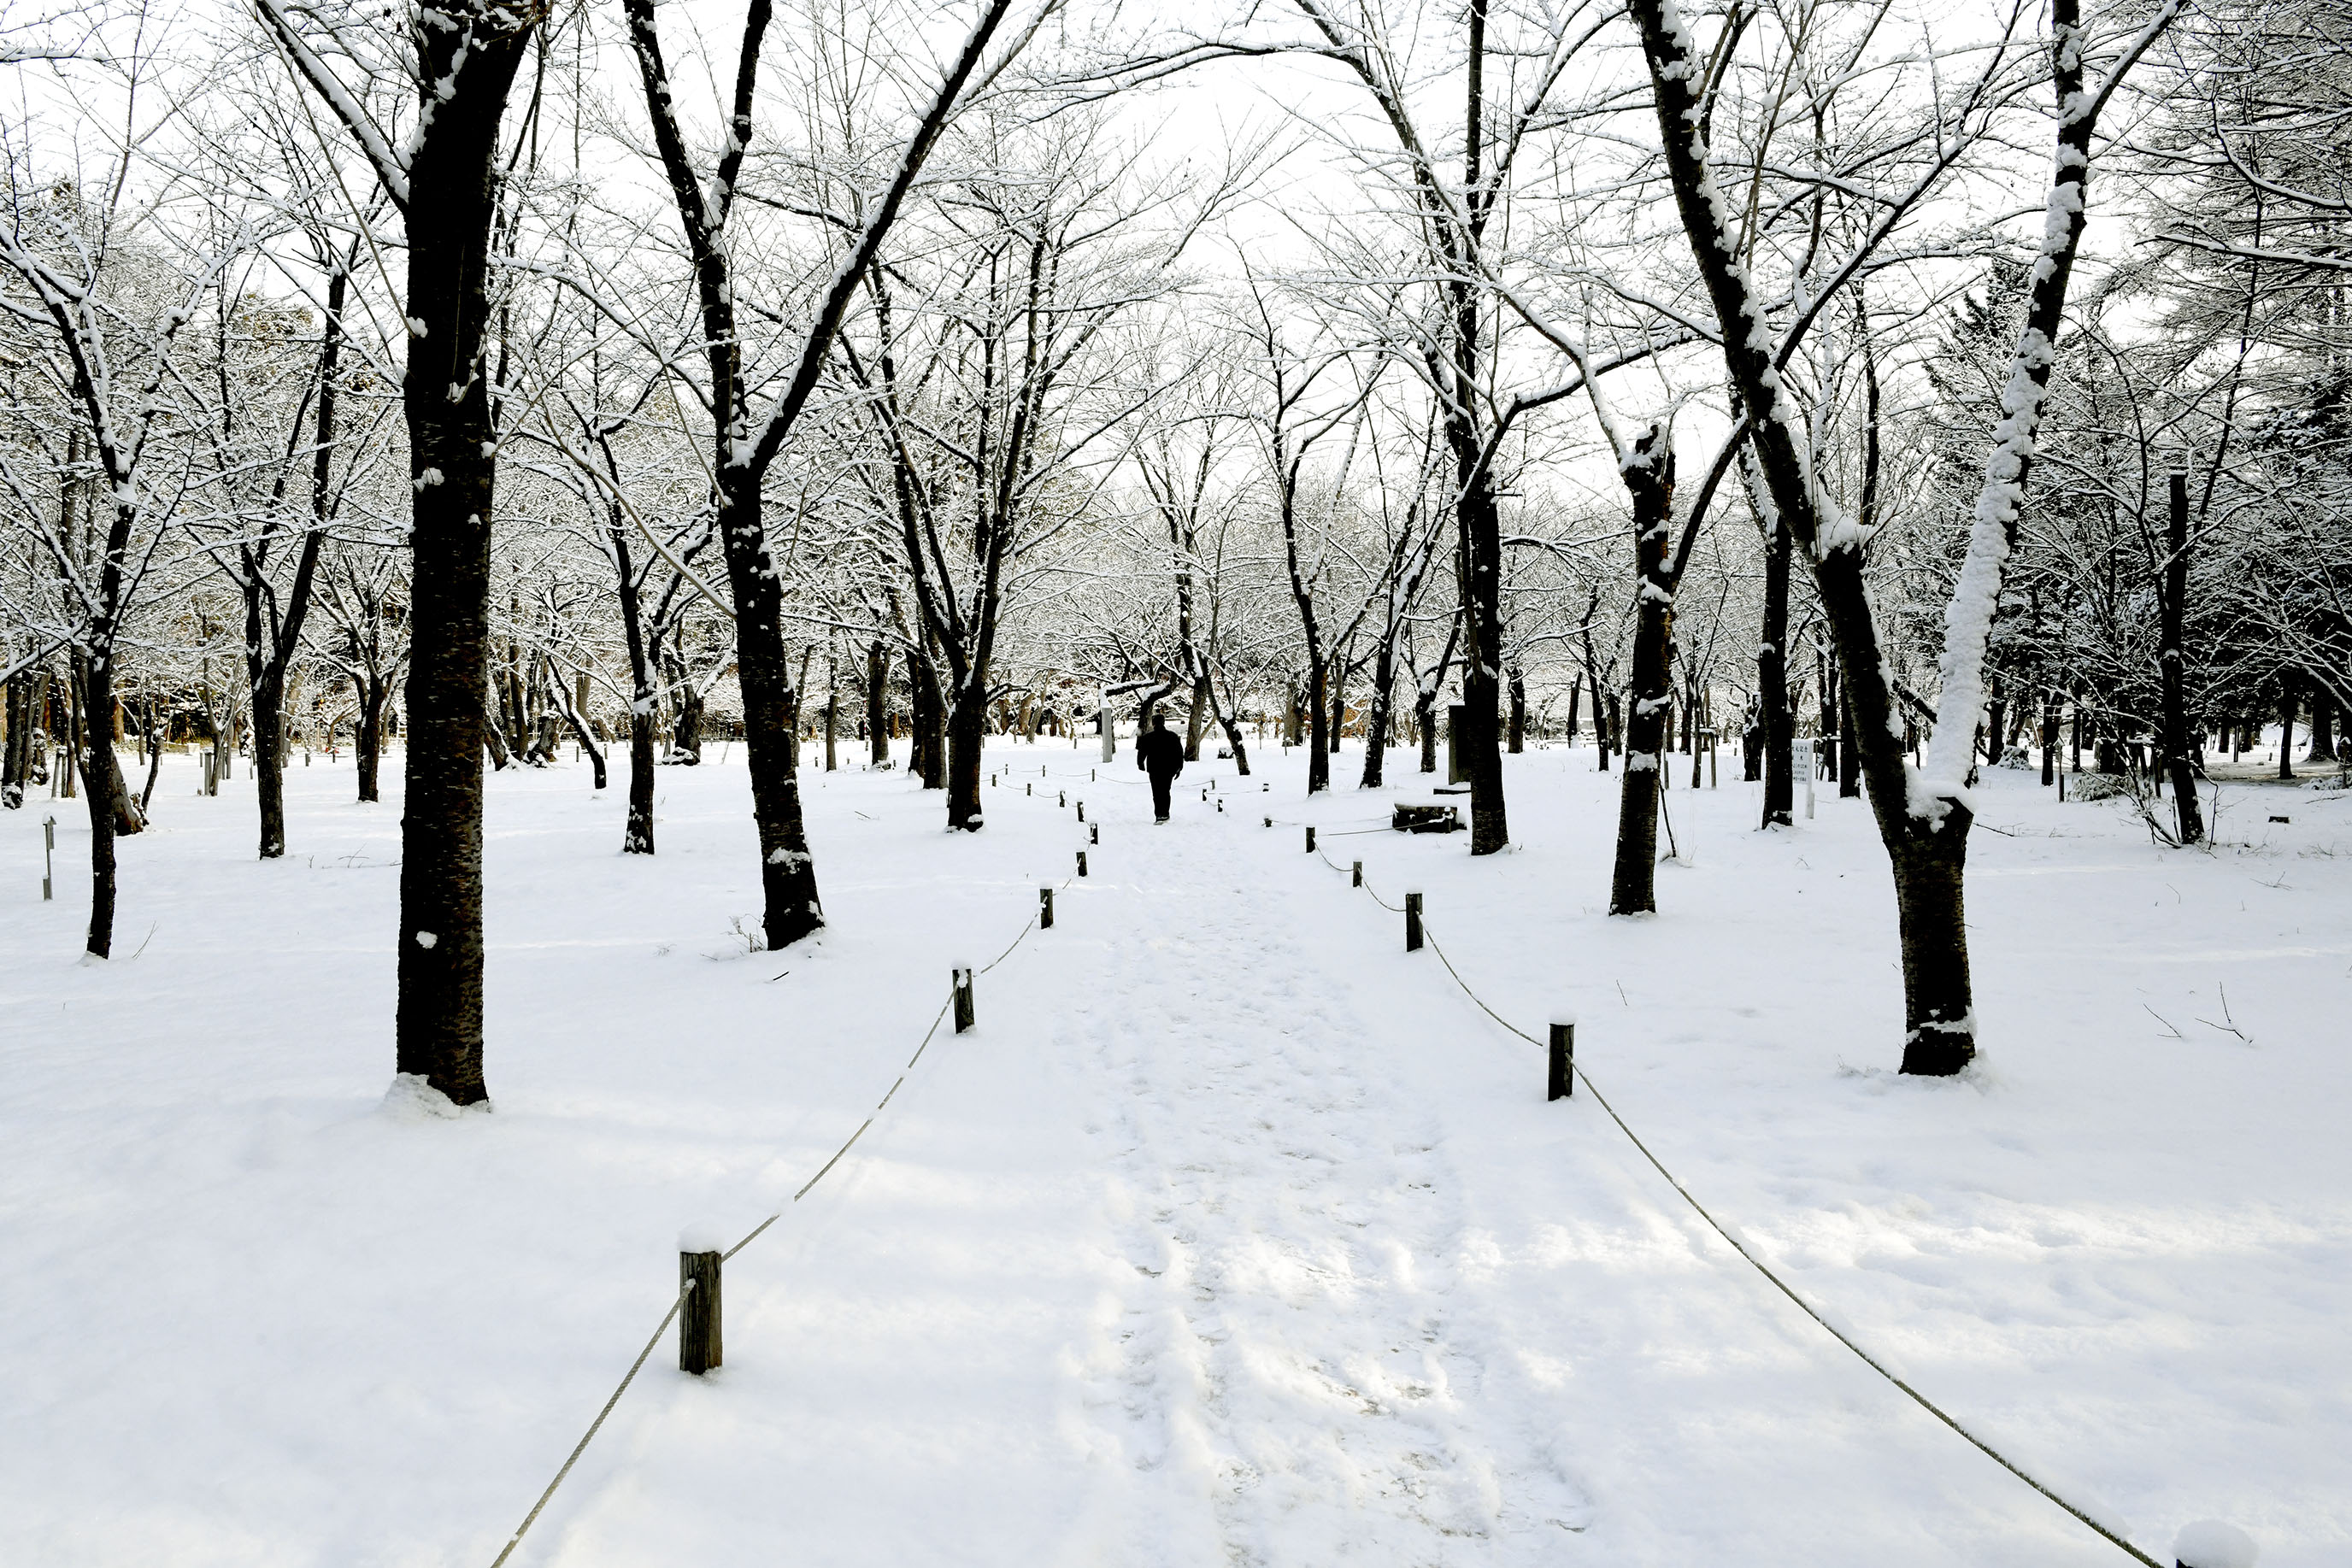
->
1137;711;1185;823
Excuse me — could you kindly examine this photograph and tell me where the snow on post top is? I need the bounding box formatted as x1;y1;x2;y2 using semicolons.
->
1550;1010;1579;1028
2173;1520;2257;1568
678;1224;731;1256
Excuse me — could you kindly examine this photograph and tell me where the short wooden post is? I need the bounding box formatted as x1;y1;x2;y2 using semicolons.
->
1026;781;1032;796
1304;825;1316;853
1404;890;1423;952
1076;801;1085;821
1059;790;1067;807
1038;887;1054;929
1076;849;1088;878
1091;768;1097;781
1351;860;1362;887
1548;1015;1576;1101
952;966;976;1032
1089;823;1099;844
1264;815;1273;828
679;1245;722;1374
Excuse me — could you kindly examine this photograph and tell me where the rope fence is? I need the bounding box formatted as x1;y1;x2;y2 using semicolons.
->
487;767;2171;1568
1302;838;2166;1568
487;789;1087;1568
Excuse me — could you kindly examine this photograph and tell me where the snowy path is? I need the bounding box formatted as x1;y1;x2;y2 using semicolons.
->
529;774;2133;1567
5;745;2340;1565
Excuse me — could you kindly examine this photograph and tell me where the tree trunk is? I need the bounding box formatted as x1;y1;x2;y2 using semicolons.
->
912;649;946;788
2160;470;2204;843
1891;825;1975;1075
76;655;128;956
2278;676;2298;781
626;704;655;852
1508;666;1526;753
1757;493;1793;826
1454;478;1509;853
1185;672;1209;761
947;677;986;830
355;676;384;803
2308;687;2336;762
1609;440;1675;916
1839;685;1861;798
1304;657;1331;793
714;479;822;948
253;670;289;857
867;640;889;766
1360;647;1394;789
824;655;838;772
3;667;30;808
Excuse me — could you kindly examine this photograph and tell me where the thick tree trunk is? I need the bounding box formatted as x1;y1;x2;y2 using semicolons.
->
1455;476;1509;853
77;655;126;957
1185;672;1210;761
626;707;655;852
3;667;27;807
2308;688;2336;762
1304;658;1331;793
912;650;946;788
253;672;289;858
1508;667;1526;753
947;678;986;831
386;6;538;1105
1609;441;1675;916
714;479;822;948
1891;823;1975;1075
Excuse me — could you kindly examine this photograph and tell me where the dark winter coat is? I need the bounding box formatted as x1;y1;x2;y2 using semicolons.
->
1137;726;1185;779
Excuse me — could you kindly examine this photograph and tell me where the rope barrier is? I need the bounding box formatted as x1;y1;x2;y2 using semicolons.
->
487;838;1085;1568
1300;841;2165;1568
487;1283;691;1568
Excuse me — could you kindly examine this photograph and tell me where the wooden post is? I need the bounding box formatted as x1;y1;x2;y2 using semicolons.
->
1263;815;1273;828
1404;890;1423;952
1076;849;1088;878
952;966;976;1033
1026;781;1032;796
1076;801;1085;821
1059;790;1066;807
1089;823;1098;844
679;1245;722;1375
1304;825;1315;853
42;813;55;901
1038;887;1054;930
1352;860;1362;887
1548;1016;1576;1101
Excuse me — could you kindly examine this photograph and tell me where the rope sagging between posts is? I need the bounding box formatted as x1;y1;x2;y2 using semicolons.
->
486;852;1084;1568
1302;841;2165;1568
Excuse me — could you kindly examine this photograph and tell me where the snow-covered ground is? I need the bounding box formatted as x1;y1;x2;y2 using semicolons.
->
2;739;2345;1566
